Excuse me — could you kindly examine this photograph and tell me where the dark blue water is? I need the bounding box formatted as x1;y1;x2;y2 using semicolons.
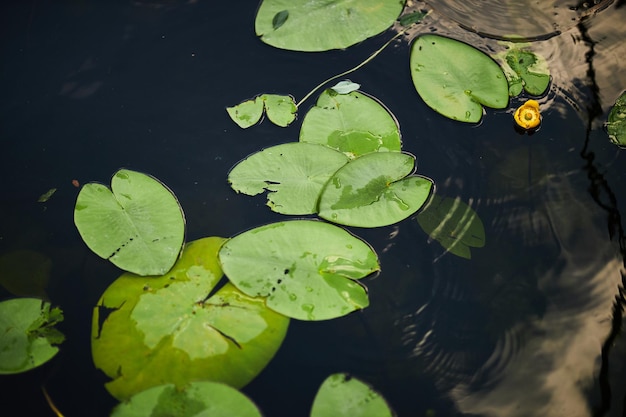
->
2;1;626;416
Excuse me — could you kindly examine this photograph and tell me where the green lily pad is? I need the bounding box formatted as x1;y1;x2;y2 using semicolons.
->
416;195;485;259
410;34;509;123
228;142;349;215
0;298;64;374
74;169;185;276
218;220;380;321
92;237;289;400
227;94;297;128
110;382;262;417
310;373;394;417
607;91;626;147
300;90;402;158
318;152;433;228
226;97;264;129
497;47;550;96
255;0;405;52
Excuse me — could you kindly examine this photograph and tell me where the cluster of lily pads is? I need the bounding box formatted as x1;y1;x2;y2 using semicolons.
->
3;0;625;415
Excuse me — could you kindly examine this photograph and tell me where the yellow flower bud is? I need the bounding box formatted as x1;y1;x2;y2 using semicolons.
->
514;99;541;130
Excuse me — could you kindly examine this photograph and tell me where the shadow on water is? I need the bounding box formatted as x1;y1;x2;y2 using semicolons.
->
1;0;626;416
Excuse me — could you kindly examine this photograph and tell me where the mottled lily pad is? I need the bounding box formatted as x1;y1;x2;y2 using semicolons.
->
300;90;402;158
318;152;433;228
92;237;289;400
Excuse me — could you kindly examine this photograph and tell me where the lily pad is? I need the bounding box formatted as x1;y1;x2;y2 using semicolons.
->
74;169;186;276
497;47;550;96
227;94;297;128
300;90;402;158
607;91;626;147
218;220;380;321
92;237;289;400
416;195;485;259
228;142;349;215
318;152;433;228
111;382;262;417
410;34;509;123
255;0;405;52
0;298;64;374
310;373;394;417
226;97;264;129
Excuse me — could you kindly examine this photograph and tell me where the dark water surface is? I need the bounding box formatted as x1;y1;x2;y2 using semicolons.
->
1;0;626;416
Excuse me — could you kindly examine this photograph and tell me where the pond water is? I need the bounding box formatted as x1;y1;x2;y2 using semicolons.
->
1;0;626;416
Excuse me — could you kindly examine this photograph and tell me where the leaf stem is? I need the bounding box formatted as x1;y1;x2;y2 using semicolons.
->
295;30;406;108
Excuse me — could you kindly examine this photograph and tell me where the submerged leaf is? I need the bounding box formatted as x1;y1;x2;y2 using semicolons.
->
218;220;380;321
417;195;485;259
74;169;185;276
318;152;434;228
92;237;289;400
300;90;401;158
228;142;349;215
410;34;509;123
255;0;405;51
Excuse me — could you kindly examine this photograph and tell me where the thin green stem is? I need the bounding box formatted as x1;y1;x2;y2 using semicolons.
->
295;30;406;108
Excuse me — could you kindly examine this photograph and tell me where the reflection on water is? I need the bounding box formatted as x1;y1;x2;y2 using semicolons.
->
423;0;613;40
387;2;626;416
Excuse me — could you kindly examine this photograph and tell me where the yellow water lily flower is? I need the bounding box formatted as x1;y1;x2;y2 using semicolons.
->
514;99;541;130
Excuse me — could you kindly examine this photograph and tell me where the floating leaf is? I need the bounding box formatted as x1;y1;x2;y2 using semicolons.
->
262;94;297;127
227;94;296;128
228;142;349;215
607;91;626;147
255;0;405;52
410;34;509;123
311;373;394;417
0;298;64;374
300;90;402;158
331;80;361;95
226;97;264;128
417;195;485;259
218;220;379;321
110;382;262;417
497;47;550;96
92;237;289;400
74;169;185;276
318;152;433;228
